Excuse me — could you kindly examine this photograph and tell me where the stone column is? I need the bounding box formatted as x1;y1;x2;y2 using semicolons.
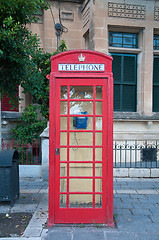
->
93;0;108;54
142;26;154;115
40;123;49;180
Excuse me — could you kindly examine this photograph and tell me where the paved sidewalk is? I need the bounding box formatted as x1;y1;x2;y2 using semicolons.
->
0;177;159;240
46;178;159;240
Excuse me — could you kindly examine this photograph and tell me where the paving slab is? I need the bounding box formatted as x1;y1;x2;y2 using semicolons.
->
129;194;148;199
105;231;137;240
131;208;151;216
117;222;147;233
116;190;138;194
0;205;11;213
46;230;72;240
136;233;159;240
139;196;159;204
137;189;159;194
118;215;152;224
121;197;140;204
149;215;159;223
145;223;159;233
0;238;41;240
16;193;41;204
114;202;134;209
20;189;40;193
10;203;37;213
23;227;43;237
131;202;157;210
73;230;105;240
127;182;155;189
116;195;132;200
114;208;133;216
114;193;134;200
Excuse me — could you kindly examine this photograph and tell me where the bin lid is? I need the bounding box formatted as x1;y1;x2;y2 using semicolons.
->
0;150;19;166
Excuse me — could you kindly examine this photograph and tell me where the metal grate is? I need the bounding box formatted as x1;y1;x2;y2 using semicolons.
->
141;148;157;162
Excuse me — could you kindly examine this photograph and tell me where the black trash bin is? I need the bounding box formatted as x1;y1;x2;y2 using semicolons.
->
0;150;19;206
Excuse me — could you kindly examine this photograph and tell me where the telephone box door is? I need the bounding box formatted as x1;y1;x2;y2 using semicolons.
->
54;78;108;223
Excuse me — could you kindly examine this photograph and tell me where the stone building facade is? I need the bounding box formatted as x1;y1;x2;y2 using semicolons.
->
2;0;159;143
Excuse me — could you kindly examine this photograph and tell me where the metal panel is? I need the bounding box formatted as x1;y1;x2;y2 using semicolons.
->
0;150;19;206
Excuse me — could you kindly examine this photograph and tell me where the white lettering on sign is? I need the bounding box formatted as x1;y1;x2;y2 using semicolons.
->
58;64;105;72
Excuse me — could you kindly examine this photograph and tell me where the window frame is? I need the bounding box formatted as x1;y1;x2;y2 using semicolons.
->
154;35;159;50
111;53;137;112
109;32;138;49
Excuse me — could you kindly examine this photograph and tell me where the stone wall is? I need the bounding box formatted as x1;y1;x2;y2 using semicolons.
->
1;112;22;140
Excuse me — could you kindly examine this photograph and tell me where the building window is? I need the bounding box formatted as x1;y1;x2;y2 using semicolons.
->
154;35;159;50
83;30;90;49
1;88;19;112
109;32;138;48
153;56;159;112
112;53;137;112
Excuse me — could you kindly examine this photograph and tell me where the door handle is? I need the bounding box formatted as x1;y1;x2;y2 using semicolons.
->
56;148;59;155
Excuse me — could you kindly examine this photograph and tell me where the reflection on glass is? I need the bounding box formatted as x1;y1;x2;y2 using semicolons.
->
60;117;67;130
60;148;67;161
95;194;102;208
95;148;102;161
95;163;102;176
95;86;103;99
70;86;93;99
60;179;67;192
95;133;102;145
60;132;67;145
60;163;67;176
60;194;67;208
70;132;93;146
60;101;67;115
69;163;93;176
70;117;93;130
95;102;102;114
69;148;93;161
69;179;93;192
60;86;67;99
95;179;102;192
69;194;93;208
95;117;102;130
70;101;93;115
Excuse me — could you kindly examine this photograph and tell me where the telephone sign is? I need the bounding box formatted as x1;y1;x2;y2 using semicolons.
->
58;63;105;71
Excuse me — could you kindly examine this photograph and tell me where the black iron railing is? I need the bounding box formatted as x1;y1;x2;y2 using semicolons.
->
2;139;41;165
113;140;159;168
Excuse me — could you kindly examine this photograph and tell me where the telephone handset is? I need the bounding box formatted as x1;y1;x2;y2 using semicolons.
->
73;111;88;129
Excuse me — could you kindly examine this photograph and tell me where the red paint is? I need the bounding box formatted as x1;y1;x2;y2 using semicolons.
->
49;50;113;226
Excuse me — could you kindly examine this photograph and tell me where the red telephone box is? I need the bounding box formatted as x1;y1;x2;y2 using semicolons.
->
49;50;113;226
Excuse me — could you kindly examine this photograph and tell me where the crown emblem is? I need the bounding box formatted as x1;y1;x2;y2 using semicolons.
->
78;54;85;62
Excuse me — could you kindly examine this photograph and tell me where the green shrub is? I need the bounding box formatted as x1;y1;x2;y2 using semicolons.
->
12;104;47;144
